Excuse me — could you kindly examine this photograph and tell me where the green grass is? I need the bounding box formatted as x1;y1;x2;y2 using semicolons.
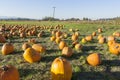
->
0;21;120;80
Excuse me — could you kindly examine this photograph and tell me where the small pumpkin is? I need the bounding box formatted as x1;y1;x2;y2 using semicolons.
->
1;43;14;55
32;44;46;53
75;43;82;51
85;35;93;42
50;36;56;42
62;47;73;57
98;37;106;44
87;53;101;66
55;37;61;44
98;28;102;33
22;43;31;51
51;57;72;80
59;41;67;50
92;32;96;36
0;65;20;80
71;34;78;41
0;34;6;43
23;48;41;63
81;38;87;44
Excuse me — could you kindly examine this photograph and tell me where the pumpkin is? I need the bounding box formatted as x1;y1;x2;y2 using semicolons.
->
0;65;20;80
98;37;106;44
22;43;31;51
1;43;14;55
87;53;101;66
75;43;82;50
23;48;41;63
92;32;96;36
85;35;93;41
109;43;120;55
97;34;103;40
81;38;87;44
113;32;120;37
107;40;116;47
56;31;62;38
62;47;73;57
98;28;102;33
59;41;67;50
74;32;80;36
72;40;78;47
0;34;6;43
55;37;61;44
51;57;72;80
50;36;56;42
28;38;36;44
107;36;115;42
71;34;78;41
32;44;46;53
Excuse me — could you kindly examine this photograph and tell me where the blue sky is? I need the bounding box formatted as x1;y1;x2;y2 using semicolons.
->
0;0;120;19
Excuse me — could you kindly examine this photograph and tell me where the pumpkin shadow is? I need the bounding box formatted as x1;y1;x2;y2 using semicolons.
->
72;60;120;80
82;45;99;51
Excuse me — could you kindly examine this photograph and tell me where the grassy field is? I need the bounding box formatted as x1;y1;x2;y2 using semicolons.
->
0;20;120;80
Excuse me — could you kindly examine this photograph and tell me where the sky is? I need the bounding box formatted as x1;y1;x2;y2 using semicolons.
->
0;0;120;20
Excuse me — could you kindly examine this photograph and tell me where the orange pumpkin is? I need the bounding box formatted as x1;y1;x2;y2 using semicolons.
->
97;34;103;40
59;41;67;50
107;36;115;42
50;36;56;42
22;43;31;51
1;43;14;55
109;43;120;55
87;53;101;66
98;28;102;33
56;31;62;37
71;34;78;41
85;35;93;41
92;32;96;36
75;43;82;50
0;65;20;80
55;37;61;44
23;48;41;63
0;34;6;43
62;47;73;57
32;44;46;53
107;40;116;47
98;37;106;44
51;57;72;80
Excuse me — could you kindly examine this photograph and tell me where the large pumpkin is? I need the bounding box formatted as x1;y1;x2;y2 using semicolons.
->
51;57;72;80
0;65;20;80
62;47;73;57
32;44;46;53
23;48;41;63
1;43;14;55
59;41;67;50
87;53;101;66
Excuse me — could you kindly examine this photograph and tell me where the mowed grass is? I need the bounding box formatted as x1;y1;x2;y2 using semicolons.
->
0;21;120;80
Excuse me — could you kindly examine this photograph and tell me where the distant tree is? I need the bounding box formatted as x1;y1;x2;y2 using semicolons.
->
42;17;60;21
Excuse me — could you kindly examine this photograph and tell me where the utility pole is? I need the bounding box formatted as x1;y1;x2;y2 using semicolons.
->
53;7;56;18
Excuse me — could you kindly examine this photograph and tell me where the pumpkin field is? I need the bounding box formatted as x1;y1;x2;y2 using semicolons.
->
0;20;120;80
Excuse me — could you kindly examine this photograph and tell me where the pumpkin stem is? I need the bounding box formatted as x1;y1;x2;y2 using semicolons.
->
1;65;8;71
59;56;63;60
